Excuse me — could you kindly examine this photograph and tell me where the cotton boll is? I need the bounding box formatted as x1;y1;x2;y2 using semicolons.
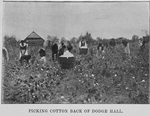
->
91;74;94;77
145;74;147;76
132;76;135;79
96;83;99;86
126;87;129;90
61;96;64;99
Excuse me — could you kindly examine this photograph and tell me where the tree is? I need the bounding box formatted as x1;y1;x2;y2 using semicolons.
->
132;35;139;42
115;37;125;44
4;35;19;48
70;37;77;44
96;37;102;43
60;37;66;44
3;35;20;60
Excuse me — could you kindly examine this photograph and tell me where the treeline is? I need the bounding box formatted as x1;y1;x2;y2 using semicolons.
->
3;32;150;49
45;32;149;48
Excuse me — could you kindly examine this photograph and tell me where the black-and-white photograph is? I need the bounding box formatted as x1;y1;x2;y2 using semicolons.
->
2;1;149;104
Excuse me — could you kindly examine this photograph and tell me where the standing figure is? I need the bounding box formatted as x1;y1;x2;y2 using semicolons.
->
139;39;147;51
20;40;28;57
58;42;66;57
19;40;31;65
97;42;105;57
58;42;66;63
138;39;143;48
79;37;88;55
79;38;87;48
67;41;73;52
51;42;58;61
122;39;130;58
2;47;9;62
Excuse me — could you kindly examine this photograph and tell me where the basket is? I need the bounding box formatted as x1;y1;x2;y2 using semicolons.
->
59;57;75;69
79;48;88;55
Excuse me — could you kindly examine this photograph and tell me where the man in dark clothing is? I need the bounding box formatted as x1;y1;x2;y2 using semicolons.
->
67;42;73;52
58;45;66;57
52;43;58;61
61;42;65;49
122;39;128;47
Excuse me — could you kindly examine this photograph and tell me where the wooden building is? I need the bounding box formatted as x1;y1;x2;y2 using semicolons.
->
24;31;44;46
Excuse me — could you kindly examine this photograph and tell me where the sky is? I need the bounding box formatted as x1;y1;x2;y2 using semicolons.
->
3;2;149;40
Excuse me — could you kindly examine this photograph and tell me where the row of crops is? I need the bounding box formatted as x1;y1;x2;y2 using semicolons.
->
2;40;149;104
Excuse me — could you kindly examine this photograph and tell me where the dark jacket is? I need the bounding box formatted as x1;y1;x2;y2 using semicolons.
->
67;44;73;52
52;43;58;53
122;40;128;47
58;45;66;56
